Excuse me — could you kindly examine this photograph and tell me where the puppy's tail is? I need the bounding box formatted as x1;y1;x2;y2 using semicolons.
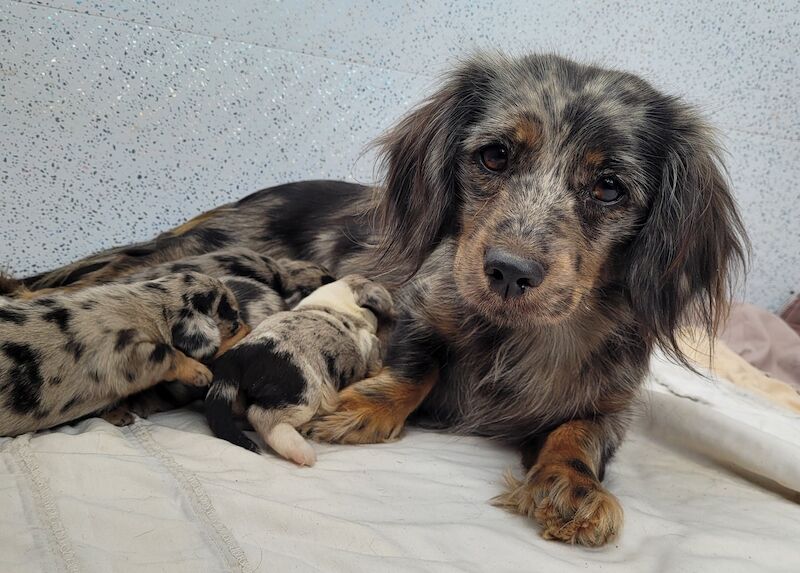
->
205;358;260;453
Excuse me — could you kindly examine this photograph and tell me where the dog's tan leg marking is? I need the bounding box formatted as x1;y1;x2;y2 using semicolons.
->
493;420;623;547
162;350;212;387
307;368;437;444
214;324;251;358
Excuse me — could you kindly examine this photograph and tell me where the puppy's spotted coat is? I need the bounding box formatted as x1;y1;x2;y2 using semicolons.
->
121;247;335;325
106;247;335;422
205;275;393;466
0;272;244;436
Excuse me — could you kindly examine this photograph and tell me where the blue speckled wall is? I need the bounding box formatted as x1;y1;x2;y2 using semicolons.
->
1;1;797;310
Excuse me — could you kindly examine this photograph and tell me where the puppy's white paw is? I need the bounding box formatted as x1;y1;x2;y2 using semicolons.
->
266;423;317;467
285;441;317;467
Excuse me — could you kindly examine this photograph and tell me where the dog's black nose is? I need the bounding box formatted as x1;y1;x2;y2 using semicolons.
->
483;247;545;299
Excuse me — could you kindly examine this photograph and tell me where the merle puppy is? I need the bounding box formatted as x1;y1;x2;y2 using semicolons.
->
121;247;335;326
98;247;335;422
206;275;393;466
22;53;746;545
0;272;245;436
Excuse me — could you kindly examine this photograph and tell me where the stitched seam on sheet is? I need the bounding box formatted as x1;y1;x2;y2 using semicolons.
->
4;436;81;573
126;421;252;573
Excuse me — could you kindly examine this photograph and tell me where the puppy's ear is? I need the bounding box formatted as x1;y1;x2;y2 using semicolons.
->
626;104;747;365
374;58;494;278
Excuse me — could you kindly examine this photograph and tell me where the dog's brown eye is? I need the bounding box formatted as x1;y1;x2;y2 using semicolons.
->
479;144;508;172
592;177;624;203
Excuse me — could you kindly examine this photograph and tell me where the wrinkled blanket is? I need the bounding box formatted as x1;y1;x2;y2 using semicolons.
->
1;354;799;573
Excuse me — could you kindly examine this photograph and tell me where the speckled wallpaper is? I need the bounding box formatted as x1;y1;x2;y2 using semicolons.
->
0;1;797;310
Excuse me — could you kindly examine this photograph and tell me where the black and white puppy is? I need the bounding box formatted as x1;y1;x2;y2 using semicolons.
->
205;275;393;466
0;272;245;436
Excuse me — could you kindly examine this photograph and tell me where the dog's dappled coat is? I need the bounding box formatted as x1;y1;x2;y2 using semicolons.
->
20;53;747;546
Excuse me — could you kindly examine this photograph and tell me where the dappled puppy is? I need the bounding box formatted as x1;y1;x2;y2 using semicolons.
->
108;248;335;422
0;272;245;436
205;275;393;466
121;246;335;326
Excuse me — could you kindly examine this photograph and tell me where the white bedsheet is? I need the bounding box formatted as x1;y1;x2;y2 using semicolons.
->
2;356;799;573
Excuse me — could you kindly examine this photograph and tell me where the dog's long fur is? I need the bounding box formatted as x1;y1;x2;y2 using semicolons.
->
20;53;746;545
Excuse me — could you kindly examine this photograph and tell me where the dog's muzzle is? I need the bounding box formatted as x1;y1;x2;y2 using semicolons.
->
483;247;546;300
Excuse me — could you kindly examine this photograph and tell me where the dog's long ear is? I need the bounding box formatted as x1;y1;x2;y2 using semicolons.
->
373;59;493;279
626;103;748;366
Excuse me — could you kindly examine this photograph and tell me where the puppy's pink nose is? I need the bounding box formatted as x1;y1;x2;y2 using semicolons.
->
484;247;545;300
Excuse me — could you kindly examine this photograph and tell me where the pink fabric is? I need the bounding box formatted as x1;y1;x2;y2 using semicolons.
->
780;295;800;338
719;302;800;392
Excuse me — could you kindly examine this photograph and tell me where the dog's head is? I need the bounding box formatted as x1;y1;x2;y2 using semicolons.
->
375;53;747;359
343;274;395;324
277;258;336;306
158;272;245;361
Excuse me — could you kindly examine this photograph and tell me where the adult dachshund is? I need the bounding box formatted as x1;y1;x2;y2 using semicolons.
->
22;53;747;546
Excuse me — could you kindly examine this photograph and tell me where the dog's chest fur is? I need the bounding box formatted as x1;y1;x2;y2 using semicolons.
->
422;342;592;439
352;242;643;440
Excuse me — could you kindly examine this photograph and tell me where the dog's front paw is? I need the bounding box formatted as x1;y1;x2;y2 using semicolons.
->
304;384;405;444
493;460;623;547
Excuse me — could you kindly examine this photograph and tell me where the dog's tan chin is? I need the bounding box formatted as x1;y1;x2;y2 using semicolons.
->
463;292;575;329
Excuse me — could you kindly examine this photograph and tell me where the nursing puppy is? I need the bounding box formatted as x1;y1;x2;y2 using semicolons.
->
121;247;335;325
0;272;244;436
205;275;393;466
106;248;335;422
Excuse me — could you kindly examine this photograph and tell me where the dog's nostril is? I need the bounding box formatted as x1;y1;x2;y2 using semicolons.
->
490;269;504;281
517;278;531;290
